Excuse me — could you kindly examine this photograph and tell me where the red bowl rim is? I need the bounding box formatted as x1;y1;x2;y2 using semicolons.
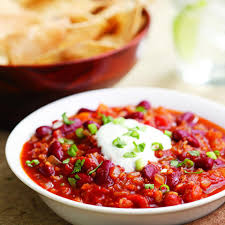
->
0;9;150;69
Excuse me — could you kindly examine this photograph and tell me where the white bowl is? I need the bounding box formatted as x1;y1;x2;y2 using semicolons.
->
6;87;225;225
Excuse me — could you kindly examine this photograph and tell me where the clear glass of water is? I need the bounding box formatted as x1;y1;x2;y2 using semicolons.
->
173;0;225;85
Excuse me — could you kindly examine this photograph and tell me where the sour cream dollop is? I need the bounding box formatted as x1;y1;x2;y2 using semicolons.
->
96;119;172;172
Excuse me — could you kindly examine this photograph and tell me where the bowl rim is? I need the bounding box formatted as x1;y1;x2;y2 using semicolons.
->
5;87;225;215
0;10;150;69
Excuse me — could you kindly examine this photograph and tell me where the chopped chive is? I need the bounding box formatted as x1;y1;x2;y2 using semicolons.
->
133;142;145;152
135;158;145;171
88;161;103;175
151;142;163;151
188;150;200;157
170;160;179;167
72;159;85;174
68;144;78;157
214;150;220;156
144;184;154;190
58;138;74;145
88;123;98;135
68;177;76;187
206;151;217;160
123;152;137;158
63;158;70;164
74;174;80;180
75;128;84;138
136;106;147;113
183;158;194;168
112;137;126;148
62;112;74;125
160;184;170;193
184;170;203;174
102;115;113;125
164;130;172;138
113;117;125;125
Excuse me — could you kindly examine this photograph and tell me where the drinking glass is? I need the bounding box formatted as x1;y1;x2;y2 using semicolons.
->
172;0;225;84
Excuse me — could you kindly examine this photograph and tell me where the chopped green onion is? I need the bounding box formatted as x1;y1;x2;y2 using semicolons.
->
68;144;78;157
25;159;40;167
74;174;80;180
144;184;154;190
62;158;70;164
60;183;65;186
62;112;75;125
58;138;74;145
32;159;40;166
188;150;200;157
68;177;76;187
88;161;103;175
206;151;217;160
123;152;137;158
112;137;127;148
75;128;84;138
160;184;170;193
102;115;113;125
113;117;125;125
151;142;164;151
135;158;145;171
164;130;172;138
129;130;140;139
170;160;179;167
72;159;85;174
88;123;98;135
183;158;194;168
133;142;145;152
214;150;220;156
136;106;146;113
184;170;203;174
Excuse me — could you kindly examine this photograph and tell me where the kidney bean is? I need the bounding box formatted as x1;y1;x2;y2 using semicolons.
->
39;164;55;177
126;194;149;208
125;112;144;120
187;135;200;148
83;120;100;129
172;130;200;147
172;130;189;141
142;164;159;181
166;170;181;189
137;100;151;110
35;126;52;138
163;192;182;206
77;108;95;114
177;112;195;125
194;154;214;171
48;141;64;161
76;173;93;188
95;160;114;187
59;119;82;135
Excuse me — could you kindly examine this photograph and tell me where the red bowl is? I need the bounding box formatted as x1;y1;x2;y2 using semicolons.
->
0;10;150;129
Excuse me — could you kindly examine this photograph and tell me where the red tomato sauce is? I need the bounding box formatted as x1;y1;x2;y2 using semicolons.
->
21;101;225;208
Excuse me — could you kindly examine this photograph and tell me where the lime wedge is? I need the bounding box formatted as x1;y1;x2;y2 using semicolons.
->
173;0;207;60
